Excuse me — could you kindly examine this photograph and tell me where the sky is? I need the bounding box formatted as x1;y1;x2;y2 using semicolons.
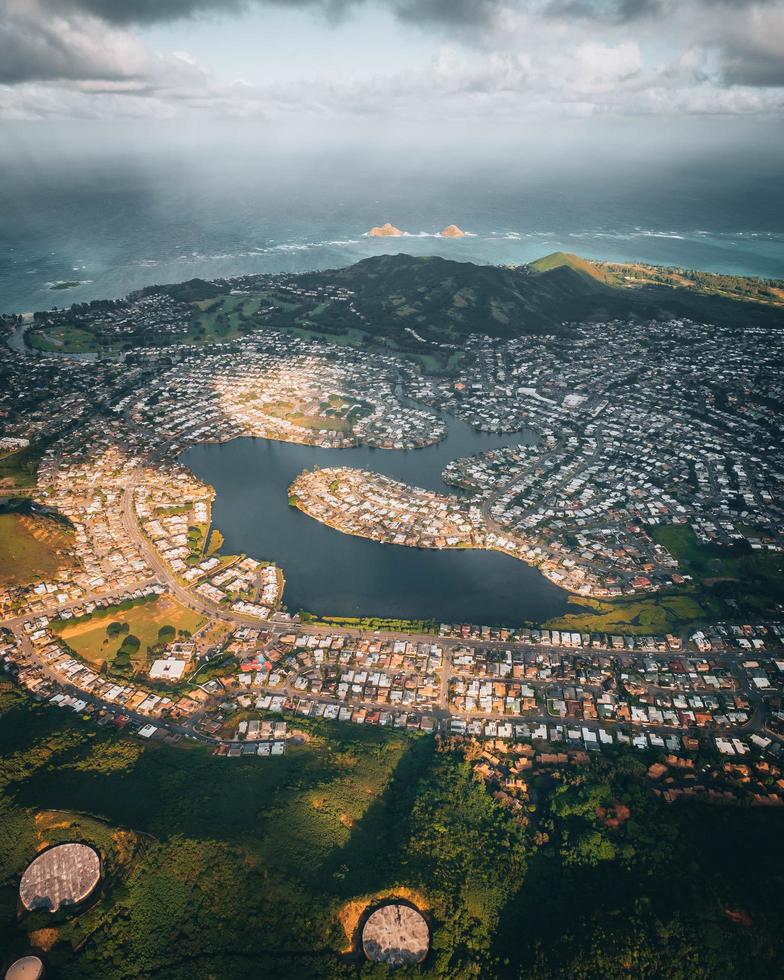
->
2;0;784;138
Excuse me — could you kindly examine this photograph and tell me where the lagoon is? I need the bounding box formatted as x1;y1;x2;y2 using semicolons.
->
181;413;574;626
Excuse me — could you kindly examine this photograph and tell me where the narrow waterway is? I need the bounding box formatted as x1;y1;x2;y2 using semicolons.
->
181;412;574;626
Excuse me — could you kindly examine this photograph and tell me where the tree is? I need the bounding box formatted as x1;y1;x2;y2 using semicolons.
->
119;634;141;656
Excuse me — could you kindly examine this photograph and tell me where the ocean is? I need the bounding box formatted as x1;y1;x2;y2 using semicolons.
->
1;145;782;313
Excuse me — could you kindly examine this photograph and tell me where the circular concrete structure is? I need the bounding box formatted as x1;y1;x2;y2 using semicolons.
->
5;956;44;980
362;903;429;965
19;843;101;913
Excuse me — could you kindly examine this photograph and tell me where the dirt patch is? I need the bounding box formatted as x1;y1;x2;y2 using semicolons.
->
28;927;59;951
35;812;73;834
338;887;430;953
724;907;753;927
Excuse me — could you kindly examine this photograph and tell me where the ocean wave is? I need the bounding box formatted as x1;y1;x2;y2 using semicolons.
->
634;230;685;240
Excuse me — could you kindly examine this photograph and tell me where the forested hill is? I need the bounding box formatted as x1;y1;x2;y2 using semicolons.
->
301;252;783;343
302;253;611;340
23;252;782;355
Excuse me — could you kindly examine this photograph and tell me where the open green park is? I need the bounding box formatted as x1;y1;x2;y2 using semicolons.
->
0;511;75;589
52;596;205;676
27;324;98;353
0;443;47;495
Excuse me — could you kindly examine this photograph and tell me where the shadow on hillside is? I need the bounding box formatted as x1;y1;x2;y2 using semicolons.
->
314;734;436;899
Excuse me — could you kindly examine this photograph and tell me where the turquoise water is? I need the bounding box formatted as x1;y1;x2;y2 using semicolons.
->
1;150;782;313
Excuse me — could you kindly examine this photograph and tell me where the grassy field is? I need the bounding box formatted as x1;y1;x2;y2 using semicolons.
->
56;596;205;673
547;524;784;634
545;591;710;635
183;293;273;344
27;325;98;352
599;261;784;309
300;612;439;634
184;287;464;373
0;443;45;495
0;512;74;588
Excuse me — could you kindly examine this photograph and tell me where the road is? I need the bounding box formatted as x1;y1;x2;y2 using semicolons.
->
2;472;778;751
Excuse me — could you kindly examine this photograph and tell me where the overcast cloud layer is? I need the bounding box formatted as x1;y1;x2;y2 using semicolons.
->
1;0;783;122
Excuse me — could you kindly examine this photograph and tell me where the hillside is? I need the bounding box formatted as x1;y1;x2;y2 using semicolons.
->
25;252;783;355
529;251;609;282
302;253;611;340
597;260;784;309
304;251;784;342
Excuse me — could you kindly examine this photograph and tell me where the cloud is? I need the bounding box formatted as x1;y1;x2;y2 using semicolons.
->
711;4;784;86
50;0;363;25
2;0;784;125
544;0;667;24
390;0;504;27
0;1;151;84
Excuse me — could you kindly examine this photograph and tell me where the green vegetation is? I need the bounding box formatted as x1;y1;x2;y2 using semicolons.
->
598;260;784;310
494;755;784;978
1;687;782;978
529;251;610;282
185;524;207;565
546;591;709;635
49;281;82;291
0;443;46;494
183;292;260;344
547;523;784;634
54;596;205;673
652;525;784;620
306;253;604;340
0;510;74;588
28;324;98;352
299;612;439;634
44;254;784;358
205;528;224;556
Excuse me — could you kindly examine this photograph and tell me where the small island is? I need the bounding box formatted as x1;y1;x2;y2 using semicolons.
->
49;281;81;291
368;222;403;237
440;224;466;238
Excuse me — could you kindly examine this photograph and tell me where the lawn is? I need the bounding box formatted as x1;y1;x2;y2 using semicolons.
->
260;396;355;434
0;443;45;494
183;293;268;344
56;596;205;672
0;512;74;588
301;612;438;634
547;523;784;634
27;325;98;353
545;591;709;635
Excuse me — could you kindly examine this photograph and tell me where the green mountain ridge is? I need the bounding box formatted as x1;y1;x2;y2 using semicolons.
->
302;252;781;341
28;251;783;355
303;252;609;340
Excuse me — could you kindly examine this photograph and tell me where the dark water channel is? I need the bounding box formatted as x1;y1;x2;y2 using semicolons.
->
181;412;572;625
